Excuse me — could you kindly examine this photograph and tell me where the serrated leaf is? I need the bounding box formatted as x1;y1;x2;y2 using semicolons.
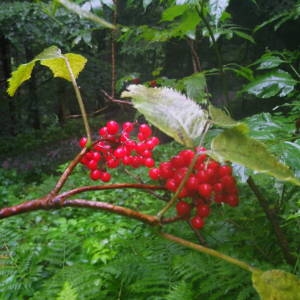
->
121;85;209;147
211;126;300;185
40;53;87;81
243;70;297;98
6;46;87;96
7;62;35;97
209;105;246;128
252;269;300;300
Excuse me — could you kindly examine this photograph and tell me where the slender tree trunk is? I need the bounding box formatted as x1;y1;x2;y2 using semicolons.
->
0;35;16;135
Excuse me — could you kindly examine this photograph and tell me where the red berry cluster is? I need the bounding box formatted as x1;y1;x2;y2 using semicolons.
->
79;121;160;182
148;147;239;229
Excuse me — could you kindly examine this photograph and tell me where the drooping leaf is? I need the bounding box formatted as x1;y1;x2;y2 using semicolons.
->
252;269;300;300
40;53;87;81
7;62;35;97
121;85;209;147
6;46;87;96
208;105;247;129
57;0;115;29
211;125;300;185
243;70;297;98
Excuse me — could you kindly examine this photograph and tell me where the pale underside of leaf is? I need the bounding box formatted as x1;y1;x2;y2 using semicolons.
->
211;126;300;185
121;85;209;147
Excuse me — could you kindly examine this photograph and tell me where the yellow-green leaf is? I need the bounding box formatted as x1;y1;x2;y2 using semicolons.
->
40;53;87;81
211;125;300;185
121;85;209;147
252;269;300;300
7;62;35;97
209;104;247;129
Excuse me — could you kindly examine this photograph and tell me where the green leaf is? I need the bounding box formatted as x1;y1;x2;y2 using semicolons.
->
182;72;207;104
121;85;209;147
6;46;87;96
232;29;255;44
7;62;35;97
211;125;300;185
56;281;78;300
162;4;189;22
40;53;87;81
252;270;300;300
208;105;246;128
243;70;297;98
57;0;115;29
255;55;285;70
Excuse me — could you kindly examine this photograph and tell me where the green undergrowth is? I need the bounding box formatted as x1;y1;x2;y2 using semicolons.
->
0;112;299;299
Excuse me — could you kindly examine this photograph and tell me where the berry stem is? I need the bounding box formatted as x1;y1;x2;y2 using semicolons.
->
157;121;211;219
62;53;92;144
160;232;259;273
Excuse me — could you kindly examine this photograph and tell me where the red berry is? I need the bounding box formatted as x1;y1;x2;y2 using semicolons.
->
79;137;87;148
139;124;152;139
176;201;191;217
196;204;211;218
159;162;173;179
106;120;119;135
146;137;160;149
144;157;155;168
87;159;98;170
186;175;199;191
219;165;232;177
198;183;213;199
114;147;127;158
165;178;178;192
190;216;205;229
224;195;239;207
149;168;160;180
90;169;102;180
100;171;111;182
99;126;108;137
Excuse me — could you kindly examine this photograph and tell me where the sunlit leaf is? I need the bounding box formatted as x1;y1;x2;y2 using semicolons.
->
7;62;35;97
40;53;87;81
6;46;87;96
121;85;209;147
243;70;297;98
252;269;300;300
162;4;189;22
211;125;300;185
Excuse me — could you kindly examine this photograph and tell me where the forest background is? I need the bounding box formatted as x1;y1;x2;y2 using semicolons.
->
0;0;300;299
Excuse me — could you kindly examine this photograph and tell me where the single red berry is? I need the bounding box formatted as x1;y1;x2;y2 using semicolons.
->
100;171;111;182
106;120;119;135
144;157;155;168
198;183;213;199
159;162;173;179
170;155;186;168
79;137;87;148
90;169;102;180
122;122;134;133
114;147;127;158
186;175;199;191
176;201;192;217
165;178;178;192
146;136;160;149
87;159;98;170
179;149;195;165
224;195;239;207
106;158;120;168
219;165;232;177
190;215;205;229
196;204;211;218
214;193;225;203
139;124;152;139
149;168;160;180
213;182;223;193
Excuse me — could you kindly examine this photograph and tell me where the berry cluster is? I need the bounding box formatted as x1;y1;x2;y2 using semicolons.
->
79;121;160;182
148;148;239;229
